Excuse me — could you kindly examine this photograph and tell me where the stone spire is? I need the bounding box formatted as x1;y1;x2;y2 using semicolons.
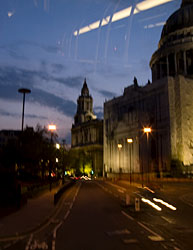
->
74;79;96;125
81;78;89;97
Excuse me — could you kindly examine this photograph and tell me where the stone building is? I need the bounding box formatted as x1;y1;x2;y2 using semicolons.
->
103;0;193;179
71;79;103;176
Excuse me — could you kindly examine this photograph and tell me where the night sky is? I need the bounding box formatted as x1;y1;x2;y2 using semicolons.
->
0;0;181;142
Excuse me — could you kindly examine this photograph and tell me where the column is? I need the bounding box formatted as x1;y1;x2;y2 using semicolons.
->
183;50;187;75
174;53;177;75
166;55;169;76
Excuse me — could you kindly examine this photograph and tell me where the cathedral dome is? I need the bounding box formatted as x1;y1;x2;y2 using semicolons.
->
161;0;193;40
150;0;193;81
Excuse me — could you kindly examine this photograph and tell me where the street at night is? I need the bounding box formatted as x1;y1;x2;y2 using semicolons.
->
1;179;193;250
1;0;193;249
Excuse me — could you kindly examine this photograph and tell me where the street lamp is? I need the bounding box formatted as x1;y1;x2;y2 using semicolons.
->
143;127;152;183
48;124;56;143
18;88;31;131
48;124;56;191
127;138;133;184
117;143;122;173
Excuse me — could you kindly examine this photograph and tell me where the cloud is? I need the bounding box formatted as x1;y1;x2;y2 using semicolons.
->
0;109;47;120
97;89;116;98
31;88;76;117
52;63;66;74
53;76;83;88
0;65;83;89
0;40;59;57
7;50;27;60
94;106;103;119
0;66;77;117
0;109;19;118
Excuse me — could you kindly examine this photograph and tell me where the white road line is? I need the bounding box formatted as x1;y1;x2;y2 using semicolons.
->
51;183;81;250
52;239;55;250
137;221;164;241
25;233;33;250
107;229;130;236
63;210;70;220
121;210;134;221
161;216;174;224
123;238;138;244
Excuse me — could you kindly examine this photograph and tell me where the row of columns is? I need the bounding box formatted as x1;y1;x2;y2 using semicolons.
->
152;49;193;81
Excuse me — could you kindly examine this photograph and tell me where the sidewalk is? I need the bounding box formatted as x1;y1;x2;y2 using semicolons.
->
0;186;59;240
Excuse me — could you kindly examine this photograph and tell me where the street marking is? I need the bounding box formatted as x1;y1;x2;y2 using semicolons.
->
137;221;164;241
25;234;33;250
123;238;138;244
148;235;165;241
161;216;175;224
51;183;81;250
121;210;134;221
28;239;48;249
63;210;70;220
107;229;130;236
52;240;55;250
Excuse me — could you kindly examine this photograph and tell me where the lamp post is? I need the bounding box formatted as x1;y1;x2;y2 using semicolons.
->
127;138;133;184
117;143;122;173
18;88;31;131
143;127;152;183
48;124;56;191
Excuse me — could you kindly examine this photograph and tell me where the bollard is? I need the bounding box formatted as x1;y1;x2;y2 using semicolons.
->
135;197;140;211
125;193;130;206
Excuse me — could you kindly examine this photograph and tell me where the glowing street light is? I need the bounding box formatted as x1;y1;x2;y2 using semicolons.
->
48;124;56;131
18;88;31;131
48;124;56;143
117;143;122;173
127;138;133;184
143;127;151;133
143;127;152;183
48;124;56;191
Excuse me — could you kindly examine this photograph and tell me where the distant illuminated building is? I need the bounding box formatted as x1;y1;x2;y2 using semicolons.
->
71;79;103;176
104;0;193;179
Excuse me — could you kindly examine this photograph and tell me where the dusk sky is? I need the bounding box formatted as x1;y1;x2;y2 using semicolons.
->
0;0;181;143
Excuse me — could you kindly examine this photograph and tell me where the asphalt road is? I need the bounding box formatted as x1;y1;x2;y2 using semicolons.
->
54;181;179;250
3;180;193;250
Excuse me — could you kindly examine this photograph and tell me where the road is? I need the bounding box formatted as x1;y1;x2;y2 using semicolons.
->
3;180;193;250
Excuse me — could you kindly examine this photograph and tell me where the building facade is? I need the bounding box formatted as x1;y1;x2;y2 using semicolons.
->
71;79;103;176
104;0;193;179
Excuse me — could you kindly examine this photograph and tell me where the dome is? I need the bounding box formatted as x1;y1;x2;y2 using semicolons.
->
150;0;193;81
161;0;193;40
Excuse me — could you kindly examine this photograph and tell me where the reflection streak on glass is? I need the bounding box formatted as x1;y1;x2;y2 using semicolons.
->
73;0;174;36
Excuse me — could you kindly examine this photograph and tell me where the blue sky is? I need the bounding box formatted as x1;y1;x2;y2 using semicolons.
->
0;0;181;142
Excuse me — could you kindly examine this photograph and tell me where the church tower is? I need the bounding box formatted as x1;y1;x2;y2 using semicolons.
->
71;78;103;177
74;79;96;125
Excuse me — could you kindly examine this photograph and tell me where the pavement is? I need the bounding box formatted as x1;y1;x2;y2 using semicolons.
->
0;186;60;240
